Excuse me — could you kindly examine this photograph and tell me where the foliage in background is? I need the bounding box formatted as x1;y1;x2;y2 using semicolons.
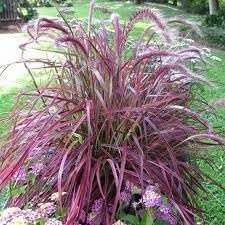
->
31;0;73;7
0;0;6;13
179;25;225;49
180;0;209;14
204;8;225;28
0;0;37;21
0;3;225;225
18;0;37;22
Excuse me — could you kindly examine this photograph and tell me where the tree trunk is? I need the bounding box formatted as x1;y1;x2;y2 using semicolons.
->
209;0;220;15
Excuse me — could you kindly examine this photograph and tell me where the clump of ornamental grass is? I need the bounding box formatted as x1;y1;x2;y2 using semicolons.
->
0;3;224;225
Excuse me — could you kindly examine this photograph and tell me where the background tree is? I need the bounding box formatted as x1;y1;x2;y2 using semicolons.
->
209;0;220;14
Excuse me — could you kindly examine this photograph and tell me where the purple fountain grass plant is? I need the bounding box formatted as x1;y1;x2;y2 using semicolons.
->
0;4;224;225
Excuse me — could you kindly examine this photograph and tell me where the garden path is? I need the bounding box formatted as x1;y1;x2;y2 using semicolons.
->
0;32;27;88
0;31;54;90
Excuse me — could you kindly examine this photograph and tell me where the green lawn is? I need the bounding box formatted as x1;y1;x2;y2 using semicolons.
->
37;0;202;21
195;51;225;224
1;0;225;223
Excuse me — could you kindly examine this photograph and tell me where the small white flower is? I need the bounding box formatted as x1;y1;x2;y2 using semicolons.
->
8;216;29;225
211;55;222;62
185;38;195;43
50;192;67;201
190;59;198;63
1;207;21;217
202;47;211;53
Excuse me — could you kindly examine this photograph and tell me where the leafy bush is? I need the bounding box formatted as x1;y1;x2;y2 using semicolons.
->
42;0;53;7
201;26;225;47
0;0;6;13
19;0;38;21
0;5;224;225
181;0;208;14
204;8;225;28
32;0;73;7
33;0;54;7
179;25;225;49
61;0;73;7
0;0;36;21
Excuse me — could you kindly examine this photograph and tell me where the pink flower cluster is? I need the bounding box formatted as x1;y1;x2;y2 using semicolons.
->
120;181;177;225
142;185;162;207
30;162;44;175
36;202;57;217
0;202;60;225
12;163;44;182
12;168;27;182
120;180;139;204
143;185;177;225
77;198;104;225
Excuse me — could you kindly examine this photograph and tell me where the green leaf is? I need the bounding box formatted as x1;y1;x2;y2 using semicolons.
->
55;207;67;219
141;210;154;225
154;219;168;225
119;214;140;225
28;173;36;185
10;186;26;196
35;218;45;225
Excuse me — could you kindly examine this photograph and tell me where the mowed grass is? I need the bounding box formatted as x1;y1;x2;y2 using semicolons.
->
1;0;225;223
37;0;202;20
195;51;225;224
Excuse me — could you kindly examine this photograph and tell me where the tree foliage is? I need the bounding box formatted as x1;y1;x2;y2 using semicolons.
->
0;0;6;13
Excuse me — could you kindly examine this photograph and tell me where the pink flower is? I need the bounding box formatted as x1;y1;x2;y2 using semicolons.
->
12;168;27;182
156;211;177;225
91;198;103;214
36;202;56;216
30;162;44;175
158;204;172;214
120;190;132;203
45;218;63;225
125;181;138;193
156;203;176;225
142;185;162;208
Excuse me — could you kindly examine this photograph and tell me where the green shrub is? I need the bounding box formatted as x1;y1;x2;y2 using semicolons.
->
61;0;73;7
182;0;208;14
179;25;225;49
204;8;225;28
43;0;53;7
202;26;225;47
0;0;6;13
19;0;37;22
31;0;73;7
